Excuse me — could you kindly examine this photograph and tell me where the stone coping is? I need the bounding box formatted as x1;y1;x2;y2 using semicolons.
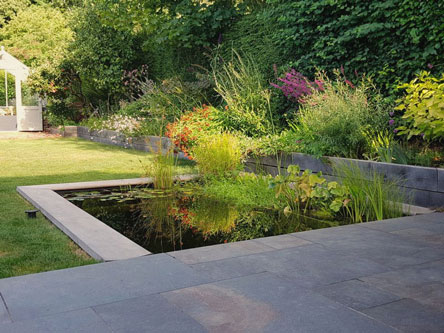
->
16;175;197;261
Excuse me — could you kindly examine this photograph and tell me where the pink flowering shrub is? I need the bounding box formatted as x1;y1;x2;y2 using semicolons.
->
271;69;324;102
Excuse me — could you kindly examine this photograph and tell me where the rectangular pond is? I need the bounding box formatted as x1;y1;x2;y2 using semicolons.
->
61;183;346;254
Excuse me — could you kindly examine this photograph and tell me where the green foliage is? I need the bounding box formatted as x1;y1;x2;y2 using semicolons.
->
0;70;15;103
213;50;273;137
291;72;389;158
193;132;242;176
202;172;277;209
0;4;73;93
334;162;406;223
0;0;30;27
166;105;222;158
141;148;175;190
220;9;283;80
363;129;408;164
68;6;140;109
269;164;351;217
262;0;444;93
395;71;444;141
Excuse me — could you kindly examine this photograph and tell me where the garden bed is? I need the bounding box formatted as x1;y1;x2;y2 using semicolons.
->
50;126;444;208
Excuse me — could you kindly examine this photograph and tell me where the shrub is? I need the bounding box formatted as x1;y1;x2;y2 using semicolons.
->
165;105;221;159
271;70;323;102
193;133;242;176
212;50;273;137
291;72;389;158
395;71;444;141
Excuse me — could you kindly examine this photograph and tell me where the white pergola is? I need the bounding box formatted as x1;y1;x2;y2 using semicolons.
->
0;46;42;131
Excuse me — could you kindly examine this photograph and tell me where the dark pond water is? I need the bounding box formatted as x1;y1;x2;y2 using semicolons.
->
61;184;344;254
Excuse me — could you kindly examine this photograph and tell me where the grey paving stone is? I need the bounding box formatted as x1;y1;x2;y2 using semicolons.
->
93;293;206;333
168;239;274;265
295;222;444;268
190;244;390;289
0;308;111;333
0;293;11;324
314;279;401;311
361;260;444;312
252;234;312;250
362;298;444;333
162;272;395;332
268;246;391;288
360;213;444;232
0;254;211;321
190;256;267;281
391;228;444;247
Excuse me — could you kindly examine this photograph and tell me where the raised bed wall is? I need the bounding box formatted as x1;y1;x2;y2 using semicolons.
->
53;126;178;156
52;126;443;208
245;153;444;209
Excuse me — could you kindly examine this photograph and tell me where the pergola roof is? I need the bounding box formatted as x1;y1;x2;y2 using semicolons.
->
0;46;29;81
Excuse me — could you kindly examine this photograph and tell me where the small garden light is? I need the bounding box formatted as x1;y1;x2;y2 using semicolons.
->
25;210;38;219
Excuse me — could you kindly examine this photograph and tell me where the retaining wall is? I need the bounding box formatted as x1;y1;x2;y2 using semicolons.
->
53;126;177;155
51;126;443;208
245;153;444;208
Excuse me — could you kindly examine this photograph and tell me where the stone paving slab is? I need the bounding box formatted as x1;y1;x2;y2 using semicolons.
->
314;279;401;311
0;212;442;332
0;293;11;324
162;272;396;332
0;254;211;321
168;239;275;265
0;308;110;333
294;221;444;269
362;298;444;333
93;293;206;333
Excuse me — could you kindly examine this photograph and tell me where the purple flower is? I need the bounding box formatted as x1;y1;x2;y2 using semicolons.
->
393;129;398;134
389;111;394;117
427;63;433;69
388;119;395;126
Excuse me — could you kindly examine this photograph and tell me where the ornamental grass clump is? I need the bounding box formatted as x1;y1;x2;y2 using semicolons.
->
334;162;406;223
141;141;175;190
193;132;242;176
212;50;273;137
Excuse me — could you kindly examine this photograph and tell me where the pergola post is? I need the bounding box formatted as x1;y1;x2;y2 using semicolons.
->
15;77;23;130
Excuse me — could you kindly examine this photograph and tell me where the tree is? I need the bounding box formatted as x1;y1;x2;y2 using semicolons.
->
0;5;73;93
68;5;141;112
0;0;30;27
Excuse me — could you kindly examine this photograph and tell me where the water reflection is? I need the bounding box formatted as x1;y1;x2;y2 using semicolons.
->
65;188;340;253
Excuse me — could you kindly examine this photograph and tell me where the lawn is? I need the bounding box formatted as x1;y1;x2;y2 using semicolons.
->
0;136;194;278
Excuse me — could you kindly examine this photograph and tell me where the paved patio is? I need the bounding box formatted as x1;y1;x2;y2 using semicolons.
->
0;212;443;332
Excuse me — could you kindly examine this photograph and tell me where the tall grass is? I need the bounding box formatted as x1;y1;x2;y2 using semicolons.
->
141;141;175;189
193;132;242;176
334;162;407;222
212;50;273;137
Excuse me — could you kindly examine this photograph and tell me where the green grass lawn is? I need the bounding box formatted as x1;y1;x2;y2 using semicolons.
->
0;136;194;278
